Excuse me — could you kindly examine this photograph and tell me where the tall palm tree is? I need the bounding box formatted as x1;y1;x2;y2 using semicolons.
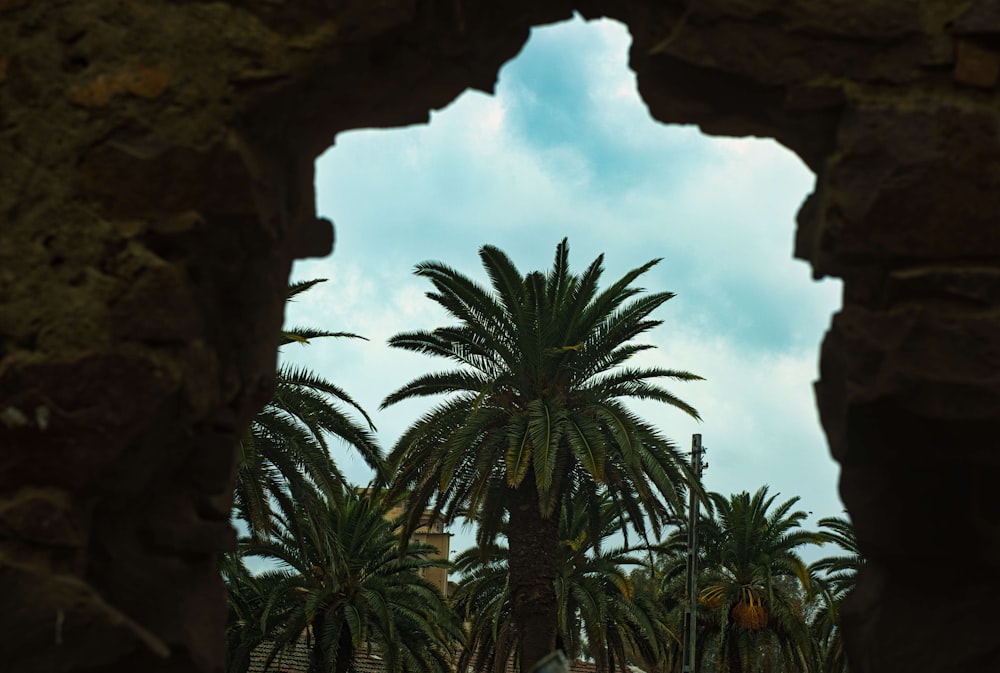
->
681;487;822;673
452;494;675;673
382;239;701;669
809;516;862;673
230;486;463;673
235;279;384;537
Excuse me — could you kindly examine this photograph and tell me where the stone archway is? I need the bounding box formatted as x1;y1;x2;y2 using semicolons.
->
1;2;998;671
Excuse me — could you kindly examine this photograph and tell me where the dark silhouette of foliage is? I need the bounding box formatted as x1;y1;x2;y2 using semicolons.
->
234;279;384;537
383;239;700;668
225;486;462;673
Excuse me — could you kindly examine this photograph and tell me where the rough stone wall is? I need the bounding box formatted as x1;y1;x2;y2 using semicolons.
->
1;1;998;672
602;2;1000;669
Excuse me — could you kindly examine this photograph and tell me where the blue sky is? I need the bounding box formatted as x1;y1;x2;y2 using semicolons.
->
281;16;844;557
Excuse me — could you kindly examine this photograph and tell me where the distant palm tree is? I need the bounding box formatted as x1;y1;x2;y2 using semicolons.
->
382;239;701;669
625;546;691;673
809;516;863;673
222;553;272;673
558;499;675;673
230;486;463;673
683;487;822;673
453;494;675;673
234;279;384;537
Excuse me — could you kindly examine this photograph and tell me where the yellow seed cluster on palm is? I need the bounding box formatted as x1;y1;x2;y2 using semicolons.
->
699;584;725;609
732;586;768;630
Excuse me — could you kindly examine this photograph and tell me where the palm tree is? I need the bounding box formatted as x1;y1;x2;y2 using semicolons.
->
382;239;702;669
230;486;463;673
558;502;675;673
222;553;272;673
234;279;384;537
450;541;516;673
452;494;675;673
809;516;862;673
625;546;693;673
686;487;822;673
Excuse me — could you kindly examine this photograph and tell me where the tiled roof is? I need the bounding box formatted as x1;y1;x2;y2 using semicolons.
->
248;642;392;673
247;642;599;673
458;653;599;673
247;641;309;673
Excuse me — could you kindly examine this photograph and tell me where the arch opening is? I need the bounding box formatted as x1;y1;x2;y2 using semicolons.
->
284;15;844;557
2;2;999;672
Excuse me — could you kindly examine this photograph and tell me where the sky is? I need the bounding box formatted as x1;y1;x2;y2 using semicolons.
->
280;15;845;559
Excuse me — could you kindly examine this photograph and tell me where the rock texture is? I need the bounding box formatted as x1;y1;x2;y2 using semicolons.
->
1;1;998;671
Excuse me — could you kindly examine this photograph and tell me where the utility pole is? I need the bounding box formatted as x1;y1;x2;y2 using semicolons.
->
681;434;705;673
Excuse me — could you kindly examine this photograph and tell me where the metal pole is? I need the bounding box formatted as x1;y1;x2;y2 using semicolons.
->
681;434;704;673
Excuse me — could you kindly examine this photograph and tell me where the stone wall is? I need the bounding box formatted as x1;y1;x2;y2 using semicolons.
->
1;1;998;671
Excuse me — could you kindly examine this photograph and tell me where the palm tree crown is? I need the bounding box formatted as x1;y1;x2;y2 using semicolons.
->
235;279;384;537
229;486;463;673
809;516;863;673
686;487;823;673
811;516;862;599
382;239;701;668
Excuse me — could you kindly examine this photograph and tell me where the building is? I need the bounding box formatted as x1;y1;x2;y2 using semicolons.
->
383;501;452;596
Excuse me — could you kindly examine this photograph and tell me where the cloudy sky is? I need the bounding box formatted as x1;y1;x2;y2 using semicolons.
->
281;15;845;557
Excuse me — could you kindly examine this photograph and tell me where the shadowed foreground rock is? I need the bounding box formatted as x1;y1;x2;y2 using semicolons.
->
1;1;998;671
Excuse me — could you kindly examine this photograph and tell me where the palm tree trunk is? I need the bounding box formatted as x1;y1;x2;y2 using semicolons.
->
309;613;353;673
726;628;744;673
507;480;561;672
309;614;325;673
333;626;353;673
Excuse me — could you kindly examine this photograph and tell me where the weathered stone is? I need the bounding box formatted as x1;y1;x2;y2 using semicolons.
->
784;84;846;111
0;488;83;550
68;62;170;107
824;304;1000;418
954;39;1000;88
2;1;1000;672
953;0;1000;36
79;141;259;219
886;265;1000;306
109;263;203;342
802;105;1000;279
0;352;178;491
842;562;1000;671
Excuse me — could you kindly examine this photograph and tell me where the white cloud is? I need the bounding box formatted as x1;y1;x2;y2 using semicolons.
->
430;91;507;153
622;326;840;563
281;270;840;559
293;15;844;556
